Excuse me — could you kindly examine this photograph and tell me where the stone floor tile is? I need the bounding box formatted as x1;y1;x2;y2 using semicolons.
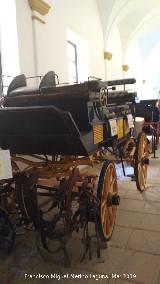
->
119;197;160;215
73;247;133;276
126;229;160;255
119;199;145;213
143;200;160;215
121;251;160;284
119;192;144;201
116;210;160;232
110;227;132;249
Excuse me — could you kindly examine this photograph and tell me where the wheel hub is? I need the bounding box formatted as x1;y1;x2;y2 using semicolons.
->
142;158;149;165
107;193;120;207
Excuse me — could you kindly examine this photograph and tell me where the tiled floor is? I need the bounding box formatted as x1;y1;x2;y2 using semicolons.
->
1;150;160;284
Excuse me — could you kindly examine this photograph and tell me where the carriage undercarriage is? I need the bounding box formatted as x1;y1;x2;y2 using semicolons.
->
0;133;149;266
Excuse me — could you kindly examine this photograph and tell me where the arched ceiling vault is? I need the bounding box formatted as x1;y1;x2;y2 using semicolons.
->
96;0;160;57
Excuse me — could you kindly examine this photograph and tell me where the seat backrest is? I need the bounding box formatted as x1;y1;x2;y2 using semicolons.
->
7;74;26;96
39;71;57;90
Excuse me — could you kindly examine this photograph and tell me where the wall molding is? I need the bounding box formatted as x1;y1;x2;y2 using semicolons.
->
28;0;50;16
32;15;45;24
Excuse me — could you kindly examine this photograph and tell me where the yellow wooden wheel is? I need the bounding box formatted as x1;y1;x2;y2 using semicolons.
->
97;161;120;241
134;132;149;192
122;137;135;158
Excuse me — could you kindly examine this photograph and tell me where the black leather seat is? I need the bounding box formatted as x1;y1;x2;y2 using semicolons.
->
7;74;27;96
7;71;57;97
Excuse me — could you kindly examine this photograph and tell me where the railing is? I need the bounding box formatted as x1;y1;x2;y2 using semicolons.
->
0;73;60;96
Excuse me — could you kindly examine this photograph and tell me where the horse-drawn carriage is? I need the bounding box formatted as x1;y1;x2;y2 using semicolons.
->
0;72;149;265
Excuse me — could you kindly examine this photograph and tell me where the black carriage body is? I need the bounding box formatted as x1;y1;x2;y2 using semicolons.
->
4;81;105;132
1;75;149;262
1;76;136;155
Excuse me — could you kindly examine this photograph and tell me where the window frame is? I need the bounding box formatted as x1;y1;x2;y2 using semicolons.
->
67;40;78;83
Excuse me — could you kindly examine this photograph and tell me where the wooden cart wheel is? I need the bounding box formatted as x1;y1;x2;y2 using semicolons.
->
97;161;120;242
134;132;149;192
122;137;135;158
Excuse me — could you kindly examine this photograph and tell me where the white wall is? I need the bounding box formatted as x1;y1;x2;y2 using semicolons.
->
105;25;123;80
15;0;36;80
0;0;20;76
15;0;105;83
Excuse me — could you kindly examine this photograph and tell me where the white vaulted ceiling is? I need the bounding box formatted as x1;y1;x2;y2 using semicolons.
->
96;0;160;54
96;0;160;97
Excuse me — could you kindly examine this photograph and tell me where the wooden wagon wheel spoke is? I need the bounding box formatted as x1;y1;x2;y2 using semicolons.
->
101;200;107;210
143;164;148;184
139;142;145;159
102;185;108;199
107;207;114;226
138;164;141;184
140;166;145;188
97;161;120;241
101;203;107;220
144;164;147;181
103;169;114;196
102;207;111;236
105;218;111;235
102;206;108;225
110;205;116;224
102;207;111;235
110;177;116;189
138;161;145;188
135;132;149;192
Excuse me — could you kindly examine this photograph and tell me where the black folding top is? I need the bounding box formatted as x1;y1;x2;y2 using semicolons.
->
0;106;98;155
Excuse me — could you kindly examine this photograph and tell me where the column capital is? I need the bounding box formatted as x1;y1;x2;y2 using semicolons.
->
28;0;50;16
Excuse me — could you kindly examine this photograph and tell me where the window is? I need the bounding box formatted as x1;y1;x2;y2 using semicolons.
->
67;40;78;84
66;28;88;84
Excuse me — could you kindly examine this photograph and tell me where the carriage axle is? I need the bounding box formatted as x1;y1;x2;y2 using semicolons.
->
107;193;120;207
